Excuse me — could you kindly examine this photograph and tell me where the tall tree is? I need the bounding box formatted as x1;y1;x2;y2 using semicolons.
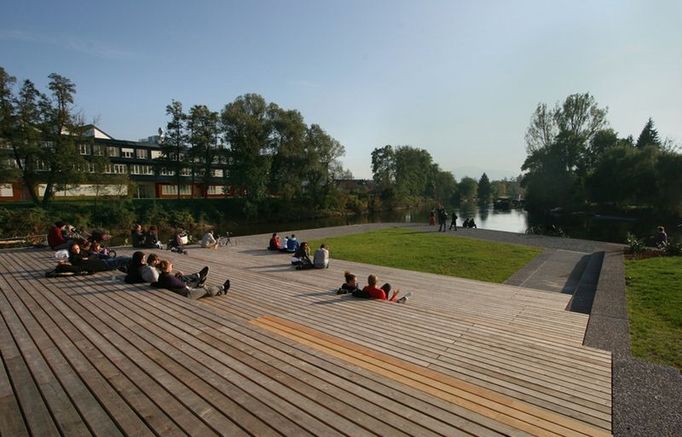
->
522;93;608;210
268;105;307;200
635;117;661;149
371;145;395;191
0;68;19;186
220;93;272;202
478;173;491;204
187;104;220;198
304;123;345;207
160;100;187;199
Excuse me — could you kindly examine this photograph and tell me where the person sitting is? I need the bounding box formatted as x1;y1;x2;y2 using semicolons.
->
48;221;73;250
655;226;668;248
67;242;130;274
268;233;282;251
286;234;299;253
125;251;147;284
468;218;477;229
337;271;361;295
131;224;145;248
88;240;113;259
291;242;313;269
201;230;218;249
462;218;470;228
168;229;189;254
144;226;162;248
361;274;400;301
152;260;229;299
313;244;330;269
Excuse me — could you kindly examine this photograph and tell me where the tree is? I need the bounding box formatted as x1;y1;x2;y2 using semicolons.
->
371;145;395;190
478;173;491;204
458;177;478;202
0;68;17;181
303;123;346;207
635;117;661;149
220;93;272;202
522;93;609;210
160;100;188;199
268;105;307;200
187;104;220;198
432;170;457;205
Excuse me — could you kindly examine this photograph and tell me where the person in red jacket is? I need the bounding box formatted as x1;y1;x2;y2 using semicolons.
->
362;274;400;301
48;221;72;250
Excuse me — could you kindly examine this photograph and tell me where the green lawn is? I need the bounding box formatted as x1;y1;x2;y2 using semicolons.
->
309;227;541;284
625;256;682;370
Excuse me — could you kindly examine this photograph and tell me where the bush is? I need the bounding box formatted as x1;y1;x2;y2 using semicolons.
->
626;232;646;255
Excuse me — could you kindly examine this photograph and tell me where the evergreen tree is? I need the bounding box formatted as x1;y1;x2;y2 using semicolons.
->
478;173;491;204
635;117;661;149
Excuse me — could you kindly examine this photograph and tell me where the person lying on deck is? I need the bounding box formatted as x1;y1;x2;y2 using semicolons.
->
134;253;210;289
68;242;130;273
151;260;229;300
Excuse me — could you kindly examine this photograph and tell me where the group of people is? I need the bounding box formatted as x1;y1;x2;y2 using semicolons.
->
125;251;230;300
130;224;162;249
268;233;300;253
429;208;478;231
268;233;330;270
47;240;130;276
337;271;410;303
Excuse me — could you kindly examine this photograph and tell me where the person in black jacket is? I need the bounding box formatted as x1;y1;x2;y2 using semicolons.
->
68;242;130;273
153;260;229;299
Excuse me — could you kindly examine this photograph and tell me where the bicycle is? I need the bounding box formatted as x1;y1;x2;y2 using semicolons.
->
217;232;233;247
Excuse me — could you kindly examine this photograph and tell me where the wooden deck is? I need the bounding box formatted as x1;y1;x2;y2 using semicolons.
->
0;226;612;436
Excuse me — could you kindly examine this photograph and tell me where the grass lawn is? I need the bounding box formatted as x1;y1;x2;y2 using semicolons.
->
625;256;682;370
309;227;541;284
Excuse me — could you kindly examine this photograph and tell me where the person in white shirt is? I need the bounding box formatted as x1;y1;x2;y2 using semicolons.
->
313;244;330;269
201;230;217;249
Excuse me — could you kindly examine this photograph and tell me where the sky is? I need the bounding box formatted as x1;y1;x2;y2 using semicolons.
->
1;0;681;180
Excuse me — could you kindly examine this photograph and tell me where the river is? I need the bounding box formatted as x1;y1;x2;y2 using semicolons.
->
221;204;679;245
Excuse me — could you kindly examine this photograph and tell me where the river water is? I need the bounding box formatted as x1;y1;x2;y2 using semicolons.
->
222;205;678;245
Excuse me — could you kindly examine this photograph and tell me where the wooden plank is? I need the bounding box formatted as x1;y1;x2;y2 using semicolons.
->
3;260;212;437
254;315;611;437
0;297;61;436
120;284;520;437
0;318;31;437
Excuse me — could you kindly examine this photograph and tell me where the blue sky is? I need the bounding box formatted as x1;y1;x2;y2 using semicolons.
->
1;1;680;179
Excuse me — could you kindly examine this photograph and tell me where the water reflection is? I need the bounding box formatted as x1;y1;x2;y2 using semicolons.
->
214;205;676;245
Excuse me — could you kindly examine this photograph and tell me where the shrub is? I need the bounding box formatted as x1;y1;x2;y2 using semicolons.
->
626;232;646;255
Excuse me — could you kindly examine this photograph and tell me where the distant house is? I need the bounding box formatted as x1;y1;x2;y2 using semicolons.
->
1;125;231;202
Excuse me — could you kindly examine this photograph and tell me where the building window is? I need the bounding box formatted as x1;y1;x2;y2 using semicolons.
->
0;184;13;197
92;145;104;156
121;148;134;158
136;149;147;159
107;146;119;157
151;150;162;159
206;185;222;195
79;144;89;155
160;168;174;176
161;185;191;196
212;169;224;177
114;164;126;174
180;168;192;176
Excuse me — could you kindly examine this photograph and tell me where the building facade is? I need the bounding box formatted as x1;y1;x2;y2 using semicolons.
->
1;126;232;202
